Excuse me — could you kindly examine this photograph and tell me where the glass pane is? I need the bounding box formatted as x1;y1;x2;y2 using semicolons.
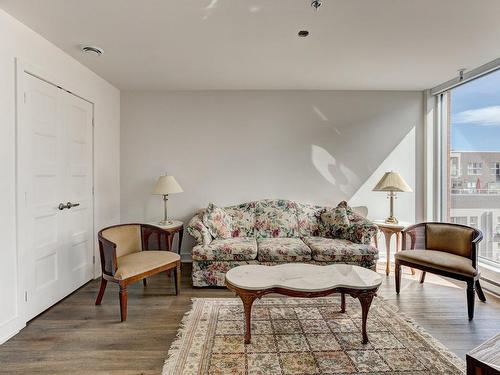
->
447;69;500;264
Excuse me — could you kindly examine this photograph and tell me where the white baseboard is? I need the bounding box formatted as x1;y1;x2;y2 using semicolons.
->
0;317;25;345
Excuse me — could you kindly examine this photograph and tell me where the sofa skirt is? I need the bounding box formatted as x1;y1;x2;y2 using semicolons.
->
192;258;378;287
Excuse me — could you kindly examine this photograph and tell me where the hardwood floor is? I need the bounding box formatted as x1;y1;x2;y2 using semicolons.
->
0;263;499;375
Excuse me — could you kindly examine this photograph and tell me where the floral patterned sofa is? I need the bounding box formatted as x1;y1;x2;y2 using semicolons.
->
187;199;379;287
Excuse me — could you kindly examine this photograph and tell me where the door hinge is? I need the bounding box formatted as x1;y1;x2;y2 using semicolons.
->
93;255;96;264
92;186;94;195
92;118;95;127
23;92;27;104
24;291;28;302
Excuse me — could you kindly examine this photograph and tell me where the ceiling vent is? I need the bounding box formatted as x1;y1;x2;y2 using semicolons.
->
81;45;104;56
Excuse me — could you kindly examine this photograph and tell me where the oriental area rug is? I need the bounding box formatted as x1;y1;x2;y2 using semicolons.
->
163;297;465;374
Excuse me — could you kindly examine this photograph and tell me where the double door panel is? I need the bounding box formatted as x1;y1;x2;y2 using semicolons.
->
22;74;93;320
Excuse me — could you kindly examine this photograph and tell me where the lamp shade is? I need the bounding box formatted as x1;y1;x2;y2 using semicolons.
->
153;175;183;195
372;171;412;192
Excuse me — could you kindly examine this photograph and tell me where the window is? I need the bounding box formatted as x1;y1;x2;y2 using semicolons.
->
467;162;482;175
450;156;460;177
442;68;500;265
491;162;500;182
469;216;478;227
451;216;467;225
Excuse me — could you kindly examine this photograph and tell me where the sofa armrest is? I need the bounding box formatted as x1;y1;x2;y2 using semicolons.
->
187;213;213;246
344;218;379;245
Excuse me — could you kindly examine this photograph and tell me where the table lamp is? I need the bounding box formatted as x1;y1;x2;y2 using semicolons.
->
153;174;183;225
372;171;412;224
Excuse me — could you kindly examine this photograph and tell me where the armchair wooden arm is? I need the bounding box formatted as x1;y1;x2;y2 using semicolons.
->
140;223;170;251
98;235;118;277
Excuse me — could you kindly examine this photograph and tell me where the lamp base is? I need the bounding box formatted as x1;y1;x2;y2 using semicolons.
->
385;216;399;224
159;219;174;226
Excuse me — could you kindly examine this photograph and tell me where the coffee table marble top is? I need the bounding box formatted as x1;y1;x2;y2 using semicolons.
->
225;263;382;292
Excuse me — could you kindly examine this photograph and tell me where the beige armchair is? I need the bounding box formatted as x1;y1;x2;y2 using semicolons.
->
395;222;485;320
96;223;181;321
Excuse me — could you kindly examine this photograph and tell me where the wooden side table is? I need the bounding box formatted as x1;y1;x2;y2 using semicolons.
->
147;220;184;254
373;220;414;276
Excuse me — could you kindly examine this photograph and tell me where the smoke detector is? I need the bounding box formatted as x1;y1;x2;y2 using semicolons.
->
81;45;104;56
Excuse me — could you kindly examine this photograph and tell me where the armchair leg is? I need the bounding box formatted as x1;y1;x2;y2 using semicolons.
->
119;285;128;322
95;278;107;305
173;263;181;296
475;280;487;302
466;281;475;321
395;261;401;294
419;272;426;284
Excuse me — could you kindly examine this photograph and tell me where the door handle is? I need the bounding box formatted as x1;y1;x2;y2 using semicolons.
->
58;202;80;210
66;202;80;209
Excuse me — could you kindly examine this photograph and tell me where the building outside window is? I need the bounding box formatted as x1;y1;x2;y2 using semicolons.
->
469;216;478;227
491;162;500;182
467;162;482;175
443;68;500;265
451;155;460;177
451;216;468;225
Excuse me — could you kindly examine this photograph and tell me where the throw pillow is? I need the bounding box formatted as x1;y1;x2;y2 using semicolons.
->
203;203;233;239
320;207;350;238
336;201;378;244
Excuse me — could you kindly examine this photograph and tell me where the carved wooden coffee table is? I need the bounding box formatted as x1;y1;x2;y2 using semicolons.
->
225;263;382;345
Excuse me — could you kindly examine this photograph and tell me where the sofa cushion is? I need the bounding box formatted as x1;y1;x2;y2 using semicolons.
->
192;237;258;261
320;207;350;238
257;238;311;262
115;251;180;280
203;203;232;239
304;237;378;262
224;202;256;238
255;199;299;238
395;249;477;277
297;203;324;237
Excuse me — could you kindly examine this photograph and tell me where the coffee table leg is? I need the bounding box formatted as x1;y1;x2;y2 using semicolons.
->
358;292;375;344
240;293;256;344
340;293;346;313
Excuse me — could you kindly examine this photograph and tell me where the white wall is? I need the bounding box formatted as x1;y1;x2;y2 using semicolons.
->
121;91;424;260
0;10;120;342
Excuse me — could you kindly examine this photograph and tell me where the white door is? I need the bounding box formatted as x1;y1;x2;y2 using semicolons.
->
19;73;93;321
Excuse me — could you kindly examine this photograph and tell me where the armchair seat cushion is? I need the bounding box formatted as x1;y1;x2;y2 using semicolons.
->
395;249;477;277
257;238;311;262
115;251;180;280
192;237;258;261
304;237;378;263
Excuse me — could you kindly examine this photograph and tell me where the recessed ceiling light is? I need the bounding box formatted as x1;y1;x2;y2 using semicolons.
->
81;45;104;56
298;30;309;37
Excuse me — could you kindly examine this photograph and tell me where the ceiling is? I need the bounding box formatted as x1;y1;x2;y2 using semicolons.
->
2;0;500;90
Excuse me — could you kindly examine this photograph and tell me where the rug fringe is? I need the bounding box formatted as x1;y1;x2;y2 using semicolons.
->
388;304;466;373
162;298;198;375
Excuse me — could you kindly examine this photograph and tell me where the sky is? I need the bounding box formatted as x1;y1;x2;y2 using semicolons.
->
451;68;500;151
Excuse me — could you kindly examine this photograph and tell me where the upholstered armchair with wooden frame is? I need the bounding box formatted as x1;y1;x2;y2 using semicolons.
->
395;222;485;320
96;223;181;322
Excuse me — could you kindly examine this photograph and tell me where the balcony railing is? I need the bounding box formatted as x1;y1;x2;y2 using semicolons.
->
451;188;500;195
